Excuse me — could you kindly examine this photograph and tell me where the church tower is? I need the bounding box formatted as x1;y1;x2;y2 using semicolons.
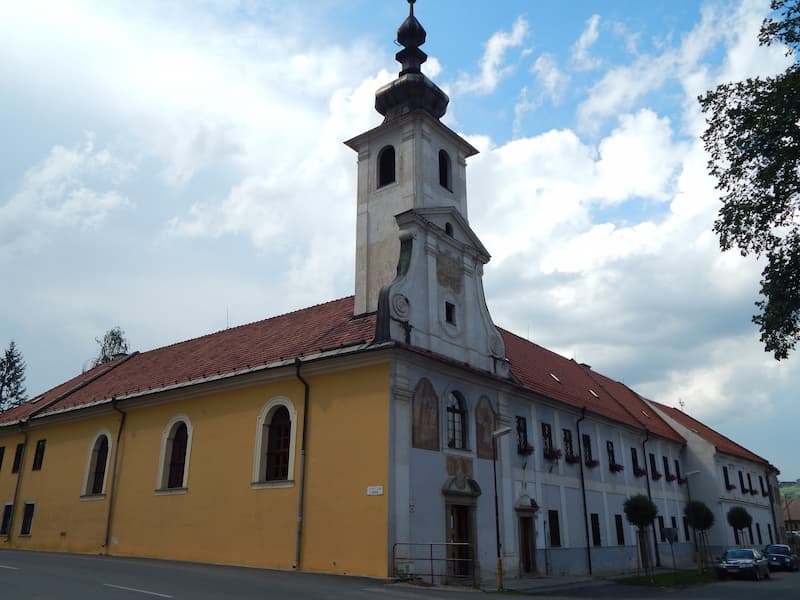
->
345;0;508;377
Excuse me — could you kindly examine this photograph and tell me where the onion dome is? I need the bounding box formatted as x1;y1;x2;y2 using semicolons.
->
375;0;449;121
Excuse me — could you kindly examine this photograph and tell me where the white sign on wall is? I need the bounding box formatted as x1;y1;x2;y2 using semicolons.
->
366;485;384;496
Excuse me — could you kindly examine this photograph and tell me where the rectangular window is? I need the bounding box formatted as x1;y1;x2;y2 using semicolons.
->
738;471;746;493
444;301;456;325
768;523;774;544
591;513;601;546
671;516;677;534
32;439;46;471
723;466;730;487
12;443;24;474
0;446;5;471
562;429;574;457
606;441;616;466
662;456;671;478
541;423;553;453
649;453;658;478
733;527;740;545
683;516;690;542
748;525;754;545
674;459;682;481
756;523;762;545
548;510;561;548
20;503;34;536
0;504;11;536
759;475;766;495
630;447;640;471
615;514;625;546
658;516;666;542
747;473;754;493
582;434;593;462
516;416;529;452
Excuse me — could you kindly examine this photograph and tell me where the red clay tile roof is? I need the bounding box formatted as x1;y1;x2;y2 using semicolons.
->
0;296;682;446
500;329;684;443
650;400;768;465
0;297;376;425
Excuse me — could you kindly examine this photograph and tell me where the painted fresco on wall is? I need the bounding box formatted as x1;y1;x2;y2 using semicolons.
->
412;378;439;450
475;396;495;459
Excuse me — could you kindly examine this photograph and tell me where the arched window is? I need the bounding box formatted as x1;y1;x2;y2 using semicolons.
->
157;415;193;491
253;397;298;486
266;407;291;480
167;423;188;488
83;430;111;496
446;391;467;449
378;145;396;188
439;149;452;190
444;222;454;237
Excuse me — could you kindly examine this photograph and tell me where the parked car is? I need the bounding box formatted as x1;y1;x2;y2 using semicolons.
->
716;548;770;580
763;544;799;571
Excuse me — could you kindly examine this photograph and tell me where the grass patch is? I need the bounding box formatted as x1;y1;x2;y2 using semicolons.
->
616;570;716;587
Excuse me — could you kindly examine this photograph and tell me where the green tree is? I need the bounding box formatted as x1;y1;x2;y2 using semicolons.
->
699;0;800;359
727;506;753;545
624;494;659;575
0;340;27;411
91;327;130;368
684;500;715;532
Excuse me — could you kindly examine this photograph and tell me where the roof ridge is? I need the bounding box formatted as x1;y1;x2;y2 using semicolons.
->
136;296;356;355
651;400;769;465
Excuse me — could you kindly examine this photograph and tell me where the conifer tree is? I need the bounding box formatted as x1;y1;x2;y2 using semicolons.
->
0;340;27;411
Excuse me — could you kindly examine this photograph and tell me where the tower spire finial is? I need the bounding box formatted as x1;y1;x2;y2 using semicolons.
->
409;0;415;17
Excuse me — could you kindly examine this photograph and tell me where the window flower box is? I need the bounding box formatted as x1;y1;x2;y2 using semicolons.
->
749;489;758;495
725;484;737;491
585;458;600;469
762;491;770;497
517;444;534;456
610;463;624;473
634;467;648;478
651;471;663;481
678;477;688;485
543;448;563;461
565;454;581;464
665;474;677;482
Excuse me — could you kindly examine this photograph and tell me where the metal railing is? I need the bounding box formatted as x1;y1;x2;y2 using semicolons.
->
392;542;476;587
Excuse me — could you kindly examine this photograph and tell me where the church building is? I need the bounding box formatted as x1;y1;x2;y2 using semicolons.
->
0;1;782;585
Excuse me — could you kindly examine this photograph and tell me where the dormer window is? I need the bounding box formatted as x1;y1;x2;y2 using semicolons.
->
378;145;396;188
438;149;452;191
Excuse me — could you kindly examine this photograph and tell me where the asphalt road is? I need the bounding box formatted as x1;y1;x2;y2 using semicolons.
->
0;550;478;600
1;549;798;599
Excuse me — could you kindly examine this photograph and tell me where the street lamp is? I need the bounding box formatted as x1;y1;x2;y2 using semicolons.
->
684;470;701;572
492;426;512;592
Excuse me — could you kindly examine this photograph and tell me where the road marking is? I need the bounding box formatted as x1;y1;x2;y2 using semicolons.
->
0;565;19;570
103;584;174;598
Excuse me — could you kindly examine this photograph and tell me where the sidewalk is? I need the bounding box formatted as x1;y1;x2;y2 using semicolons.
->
497;575;614;595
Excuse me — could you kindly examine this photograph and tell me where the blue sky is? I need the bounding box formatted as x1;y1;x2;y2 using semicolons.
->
1;0;798;480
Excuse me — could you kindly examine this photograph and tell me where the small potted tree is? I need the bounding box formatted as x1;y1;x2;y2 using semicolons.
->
624;494;658;579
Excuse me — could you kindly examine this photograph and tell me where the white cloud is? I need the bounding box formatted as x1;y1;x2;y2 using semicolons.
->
0;134;132;257
571;14;602;71
453;17;528;95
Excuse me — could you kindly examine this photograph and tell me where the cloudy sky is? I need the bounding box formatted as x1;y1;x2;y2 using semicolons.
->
2;0;797;478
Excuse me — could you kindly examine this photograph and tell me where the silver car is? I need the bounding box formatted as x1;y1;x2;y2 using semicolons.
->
716;548;770;581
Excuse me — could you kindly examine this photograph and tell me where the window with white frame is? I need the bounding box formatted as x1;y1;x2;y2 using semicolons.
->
157;415;193;491
446;392;467;449
253;397;298;486
84;430;111;496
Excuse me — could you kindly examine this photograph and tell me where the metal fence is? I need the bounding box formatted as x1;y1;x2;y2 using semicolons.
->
392;542;477;587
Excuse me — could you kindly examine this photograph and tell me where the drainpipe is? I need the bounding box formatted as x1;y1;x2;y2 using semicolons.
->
642;429;660;567
293;358;310;570
6;422;29;543
575;407;592;575
103;398;127;552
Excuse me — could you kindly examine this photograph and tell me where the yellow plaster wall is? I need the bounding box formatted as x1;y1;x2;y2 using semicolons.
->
0;415;121;553
107;361;391;576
